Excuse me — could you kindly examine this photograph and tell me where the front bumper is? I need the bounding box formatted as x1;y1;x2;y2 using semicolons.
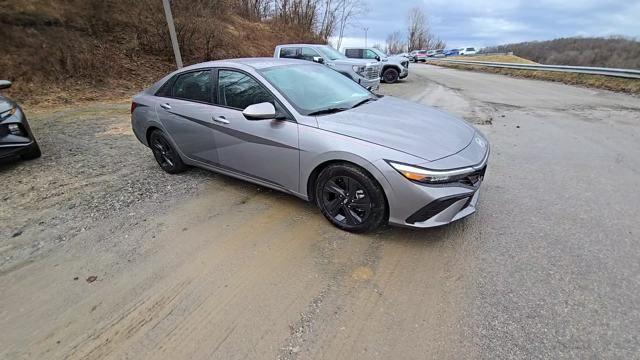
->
400;67;409;79
0;107;37;159
376;146;489;229
358;77;380;91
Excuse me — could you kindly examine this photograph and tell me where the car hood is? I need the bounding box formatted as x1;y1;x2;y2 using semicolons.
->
316;96;476;161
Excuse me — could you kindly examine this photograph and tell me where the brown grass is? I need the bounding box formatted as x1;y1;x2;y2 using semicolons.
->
448;54;537;64
0;0;322;107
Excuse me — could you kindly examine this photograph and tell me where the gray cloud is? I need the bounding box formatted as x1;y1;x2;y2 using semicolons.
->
342;0;640;48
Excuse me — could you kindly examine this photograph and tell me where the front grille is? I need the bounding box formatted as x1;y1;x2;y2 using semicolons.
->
458;165;486;187
365;65;380;79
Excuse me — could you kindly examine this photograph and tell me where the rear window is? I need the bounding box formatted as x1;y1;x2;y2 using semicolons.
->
345;49;361;58
279;47;300;59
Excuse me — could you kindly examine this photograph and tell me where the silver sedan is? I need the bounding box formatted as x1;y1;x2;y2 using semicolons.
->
131;58;489;232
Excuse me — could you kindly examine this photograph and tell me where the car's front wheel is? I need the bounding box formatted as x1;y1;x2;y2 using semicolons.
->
315;163;387;232
382;68;399;83
149;129;186;174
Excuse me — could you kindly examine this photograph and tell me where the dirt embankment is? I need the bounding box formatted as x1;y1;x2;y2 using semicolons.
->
0;0;322;107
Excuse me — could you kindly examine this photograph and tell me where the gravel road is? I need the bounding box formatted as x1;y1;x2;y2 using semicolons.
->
1;64;639;359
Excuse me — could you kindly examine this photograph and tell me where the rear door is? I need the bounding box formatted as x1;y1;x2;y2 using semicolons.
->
155;69;220;164
210;68;300;192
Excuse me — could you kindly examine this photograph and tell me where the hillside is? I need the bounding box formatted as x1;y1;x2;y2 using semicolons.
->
482;37;640;69
0;0;322;105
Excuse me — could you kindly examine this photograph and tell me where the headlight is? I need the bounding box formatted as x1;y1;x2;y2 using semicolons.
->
352;65;366;76
387;161;475;184
0;107;16;120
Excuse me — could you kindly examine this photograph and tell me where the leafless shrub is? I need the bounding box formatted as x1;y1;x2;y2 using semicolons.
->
385;31;406;54
481;37;640;69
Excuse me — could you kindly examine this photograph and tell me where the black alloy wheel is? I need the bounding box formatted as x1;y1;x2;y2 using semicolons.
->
149;130;186;174
322;176;371;226
315;163;387;232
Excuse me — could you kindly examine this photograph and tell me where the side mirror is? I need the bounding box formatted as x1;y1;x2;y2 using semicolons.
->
375;55;381;61
243;102;276;121
312;56;324;64
0;80;12;90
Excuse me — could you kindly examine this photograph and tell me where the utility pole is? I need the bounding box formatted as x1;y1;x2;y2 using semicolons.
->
363;27;369;48
162;0;183;69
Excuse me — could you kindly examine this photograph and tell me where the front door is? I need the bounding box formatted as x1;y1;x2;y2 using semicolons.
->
211;69;300;192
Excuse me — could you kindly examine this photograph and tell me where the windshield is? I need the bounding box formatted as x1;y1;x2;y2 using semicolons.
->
371;48;387;58
316;45;345;60
260;64;375;116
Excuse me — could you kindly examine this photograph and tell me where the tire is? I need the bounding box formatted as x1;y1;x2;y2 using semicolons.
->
149;129;186;174
20;142;41;160
314;163;387;232
382;68;399;83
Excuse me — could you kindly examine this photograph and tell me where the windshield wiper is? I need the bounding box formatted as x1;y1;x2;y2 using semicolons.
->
351;97;376;109
307;107;349;116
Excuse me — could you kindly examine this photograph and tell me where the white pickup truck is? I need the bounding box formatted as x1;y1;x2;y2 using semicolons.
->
274;44;381;90
343;47;409;83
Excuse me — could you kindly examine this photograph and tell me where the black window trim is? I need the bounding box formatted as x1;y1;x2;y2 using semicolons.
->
154;68;215;106
213;67;296;123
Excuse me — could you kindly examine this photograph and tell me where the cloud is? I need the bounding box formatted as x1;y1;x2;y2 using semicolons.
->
339;0;640;48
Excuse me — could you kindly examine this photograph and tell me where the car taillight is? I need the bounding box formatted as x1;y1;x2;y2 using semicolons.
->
131;102;139;114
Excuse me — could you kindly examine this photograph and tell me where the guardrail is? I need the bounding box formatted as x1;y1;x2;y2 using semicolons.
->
427;59;640;79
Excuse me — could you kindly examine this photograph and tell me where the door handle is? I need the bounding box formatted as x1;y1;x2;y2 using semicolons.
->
213;116;230;124
160;103;171;110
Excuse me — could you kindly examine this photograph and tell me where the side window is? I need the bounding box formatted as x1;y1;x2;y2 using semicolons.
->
300;47;321;61
365;49;378;59
155;75;176;97
217;70;274;110
172;70;212;103
345;49;360;58
279;47;300;59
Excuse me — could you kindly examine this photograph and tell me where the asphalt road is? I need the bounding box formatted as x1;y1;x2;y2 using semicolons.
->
1;64;639;359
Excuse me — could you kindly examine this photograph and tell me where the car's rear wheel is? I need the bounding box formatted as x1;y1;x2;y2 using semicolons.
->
149;130;186;174
315;163;387;232
382;68;399;83
21;142;41;160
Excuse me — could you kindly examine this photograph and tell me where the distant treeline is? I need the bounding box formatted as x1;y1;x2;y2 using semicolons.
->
482;37;640;69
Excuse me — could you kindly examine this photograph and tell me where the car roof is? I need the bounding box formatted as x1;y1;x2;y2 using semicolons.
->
182;57;309;71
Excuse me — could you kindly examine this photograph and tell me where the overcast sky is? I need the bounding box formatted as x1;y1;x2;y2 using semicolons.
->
330;0;640;50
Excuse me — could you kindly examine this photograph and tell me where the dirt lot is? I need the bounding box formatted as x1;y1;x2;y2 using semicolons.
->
1;64;639;359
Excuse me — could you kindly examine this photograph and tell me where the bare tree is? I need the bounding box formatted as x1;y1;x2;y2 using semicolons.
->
385;30;405;54
407;7;445;50
334;0;365;49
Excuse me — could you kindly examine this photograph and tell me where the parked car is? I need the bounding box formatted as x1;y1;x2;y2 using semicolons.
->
459;47;478;55
0;80;41;162
343;47;409;83
274;44;380;90
409;50;418;62
131;58;489;232
444;49;460;57
414;50;428;62
425;49;445;58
